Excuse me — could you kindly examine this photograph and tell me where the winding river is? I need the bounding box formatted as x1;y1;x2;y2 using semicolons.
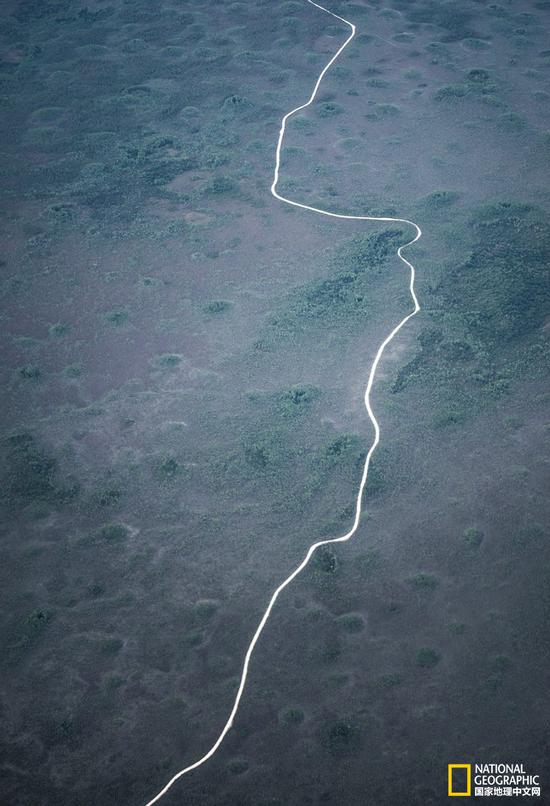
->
143;2;422;803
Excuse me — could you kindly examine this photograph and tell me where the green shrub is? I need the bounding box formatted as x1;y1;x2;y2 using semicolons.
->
324;433;362;463
491;654;511;672
153;353;183;369
512;523;544;550
422;190;460;208
366;78;390;88
281;707;304;726
221;94;253;113
185;630;203;646
264;230;403;337
194;599;219;621
47;204;78;224
433;409;466;428
317;101;344;117
416;647;441;668
49;322;69;337
227;759;249;775
99;637;123;655
99;523;128;542
498;112;526;131
244;443;271;470
375;673;403;688
25;608;53;635
104;309;129;327
434;84;468;101
464;527;484;547
205;175;237;194
18;364;41;380
91;487;121;508
466;68;490;83
63;364;82;378
376;103;400;116
203;300;232;314
157;457;185;481
278;384;319;416
4;433;56;502
462;38;490;51
103;673;125;691
337;613;365;633
314;546;338;574
325;719;360;756
408;573;439;591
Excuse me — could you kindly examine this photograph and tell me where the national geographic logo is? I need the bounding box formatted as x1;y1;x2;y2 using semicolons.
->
448;764;541;798
448;765;471;797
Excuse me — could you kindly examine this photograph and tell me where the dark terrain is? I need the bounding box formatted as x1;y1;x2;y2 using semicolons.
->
1;1;549;804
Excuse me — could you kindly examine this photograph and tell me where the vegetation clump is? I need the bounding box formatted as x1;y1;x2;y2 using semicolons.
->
317;101;344;117
434;83;469;101
153;353;183;369
324;719;360;756
281;707;305;726
337;613;365;633
260;230;404;343
416;647;441;668
512;523;544;550
376;103;400;116
408;572;439;591
205;175;237;195
227;759;249;775
49;322;69;337
104;309;129;327
25;608;53;636
466;68;490;83
375;673;403;688
99;523;129;542
91;487;121;509
99;637;123;655
3;433;61;505
18;364;41;380
315;546;338;574
433;409;466;428
157;457;185;482
278;384;319;416
194;599;219;621
422;190;459;208
203;300;232;314
391;204;550;425
221;94;253;113
464;527;484;547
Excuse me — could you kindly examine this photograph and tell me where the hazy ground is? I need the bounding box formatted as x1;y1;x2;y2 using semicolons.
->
1;0;549;804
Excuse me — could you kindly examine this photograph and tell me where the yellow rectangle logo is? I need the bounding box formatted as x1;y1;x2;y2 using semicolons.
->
448;764;471;796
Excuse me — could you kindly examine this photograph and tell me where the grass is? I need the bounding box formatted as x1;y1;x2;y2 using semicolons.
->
390;205;550;426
